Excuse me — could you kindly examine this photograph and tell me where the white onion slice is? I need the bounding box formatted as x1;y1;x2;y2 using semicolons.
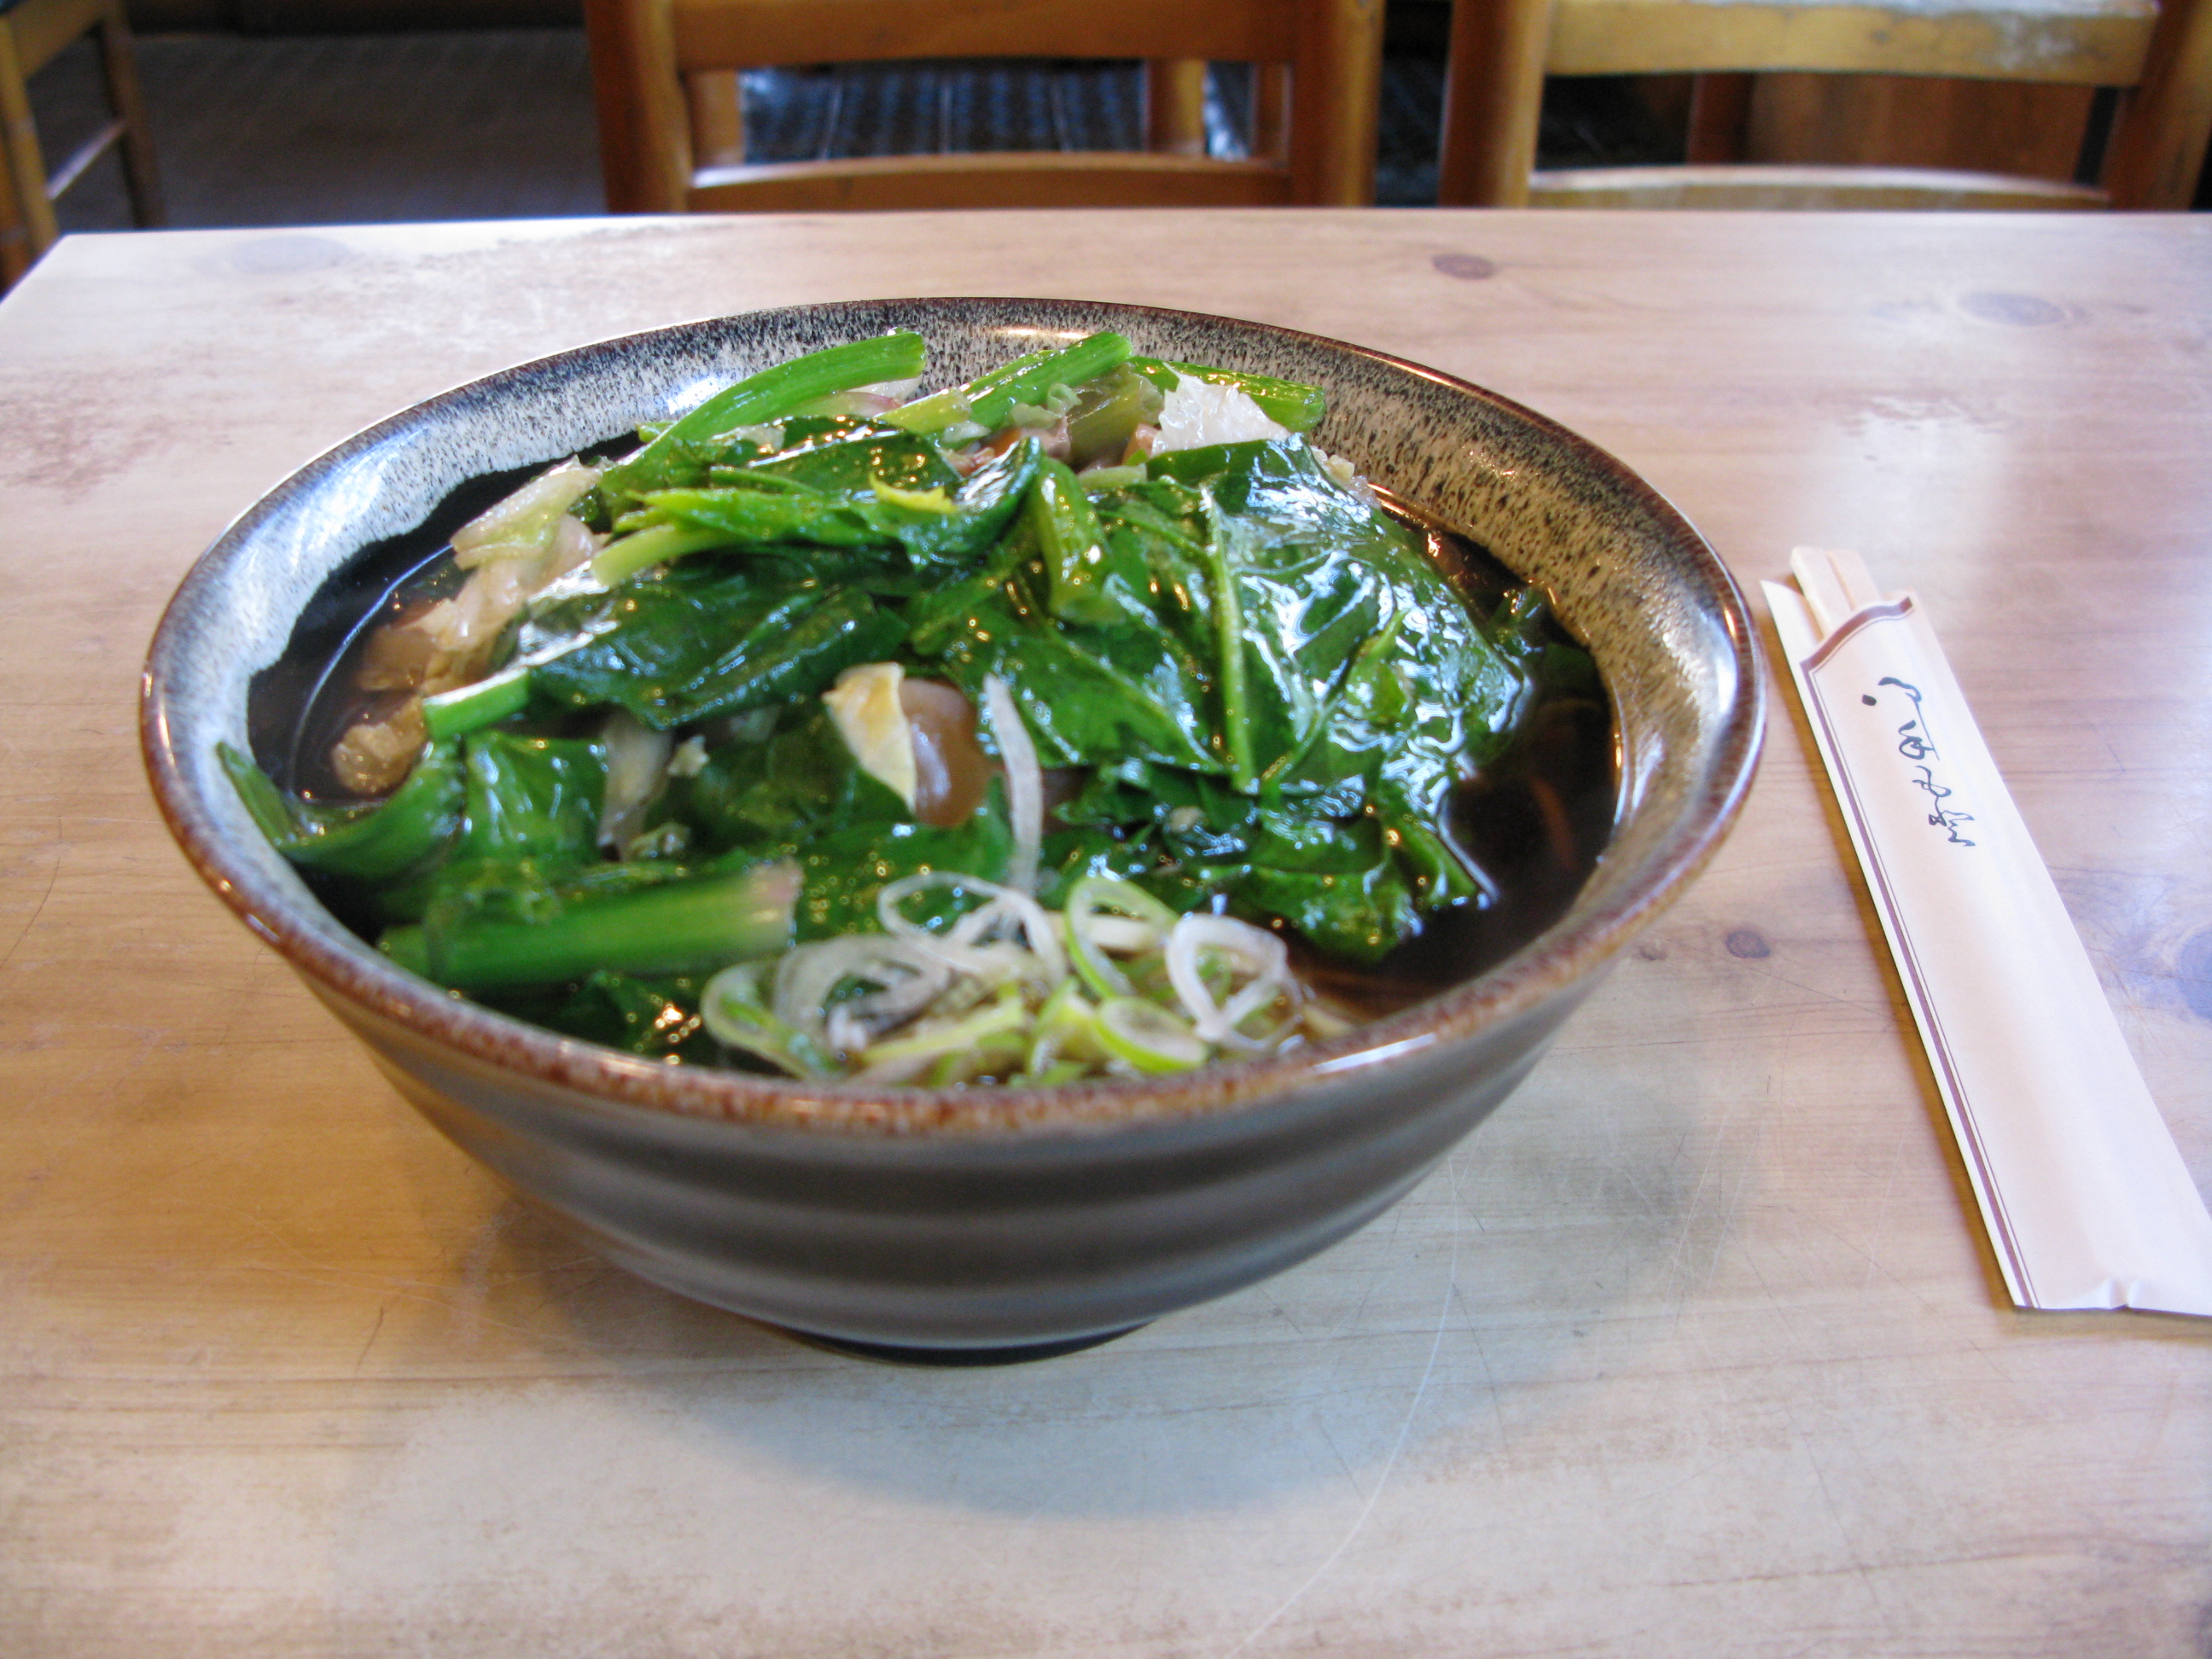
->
543;512;605;581
982;674;1042;896
876;870;1067;989
1163;913;1292;1049
1085;915;1163;953
1093;998;1209;1074
771;935;951;1046
1062;876;1177;998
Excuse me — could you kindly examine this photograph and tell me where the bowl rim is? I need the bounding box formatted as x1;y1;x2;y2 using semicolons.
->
141;295;1765;1138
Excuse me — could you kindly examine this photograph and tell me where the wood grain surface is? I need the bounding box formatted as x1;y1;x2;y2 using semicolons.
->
2;211;2208;1657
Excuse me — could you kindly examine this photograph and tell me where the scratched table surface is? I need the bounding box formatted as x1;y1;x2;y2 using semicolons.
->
3;211;2208;1656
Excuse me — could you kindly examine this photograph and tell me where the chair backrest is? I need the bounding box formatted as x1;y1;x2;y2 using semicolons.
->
1436;0;2212;209
585;0;1386;212
0;0;163;287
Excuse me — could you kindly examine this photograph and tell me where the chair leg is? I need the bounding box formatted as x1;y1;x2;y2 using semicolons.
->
1144;60;1208;156
1438;0;1550;205
2101;0;2212;207
687;67;745;169
0;19;59;280
95;0;163;227
584;0;694;213
1252;62;1289;163
1685;73;1754;163
0;137;32;285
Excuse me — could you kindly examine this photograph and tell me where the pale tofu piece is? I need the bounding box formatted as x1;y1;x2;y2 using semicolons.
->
823;662;917;810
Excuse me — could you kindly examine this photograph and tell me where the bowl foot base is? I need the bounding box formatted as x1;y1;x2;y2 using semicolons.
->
788;1324;1145;1365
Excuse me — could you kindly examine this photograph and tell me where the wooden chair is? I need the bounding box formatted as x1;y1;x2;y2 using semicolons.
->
583;0;1385;212
0;0;162;286
1437;0;2212;208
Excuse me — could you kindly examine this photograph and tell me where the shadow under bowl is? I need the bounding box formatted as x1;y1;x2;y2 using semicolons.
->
143;298;1763;1353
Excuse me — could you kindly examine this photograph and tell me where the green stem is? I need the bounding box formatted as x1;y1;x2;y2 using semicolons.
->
591;521;741;586
883;332;1131;436
860;991;1028;1066
421;663;532;742
1027;457;1117;626
1198;499;1257;794
387;861;799;990
596;332;927;513
218;740;303;848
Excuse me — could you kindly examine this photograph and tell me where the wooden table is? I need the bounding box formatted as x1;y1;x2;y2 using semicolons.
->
3;211;2208;1656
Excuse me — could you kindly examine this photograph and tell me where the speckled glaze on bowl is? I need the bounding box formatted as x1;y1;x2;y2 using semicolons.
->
143;299;1762;1353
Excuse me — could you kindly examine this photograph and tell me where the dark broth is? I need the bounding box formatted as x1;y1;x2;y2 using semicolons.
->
249;466;1617;1030
250;457;558;800
1304;495;1616;1016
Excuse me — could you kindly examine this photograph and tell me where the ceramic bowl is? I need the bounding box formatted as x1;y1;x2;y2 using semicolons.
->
143;298;1762;1359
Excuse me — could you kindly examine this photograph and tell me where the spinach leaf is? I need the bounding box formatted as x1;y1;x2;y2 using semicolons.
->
527;570;905;731
1057;759;1464;964
915;575;1222;774
366;731;608;927
1153;439;1529;803
455;731;606;864
220;738;466;884
748;426;961;498
907;477;1222;773
920;442;1528;818
619;436;1042;584
793;809;1014;941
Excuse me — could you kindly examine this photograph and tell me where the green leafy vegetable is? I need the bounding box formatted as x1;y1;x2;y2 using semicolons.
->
228;331;1600;1080
882;331;1132;435
382;860;797;990
220;739;463;882
524;573;905;731
593;331;928;518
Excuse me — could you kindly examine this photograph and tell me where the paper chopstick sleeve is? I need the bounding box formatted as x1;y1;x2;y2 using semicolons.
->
1765;582;2212;1317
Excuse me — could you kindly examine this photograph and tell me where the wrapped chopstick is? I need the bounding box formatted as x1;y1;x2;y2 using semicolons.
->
1767;549;2212;1317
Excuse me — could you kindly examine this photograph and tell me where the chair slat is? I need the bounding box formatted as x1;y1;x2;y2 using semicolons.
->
690;149;1293;210
1439;0;2203;209
1527;160;2111;206
1545;0;2159;83
11;0;108;75
44;114;121;196
1145;60;1211;155
670;0;1286;72
596;0;1380;212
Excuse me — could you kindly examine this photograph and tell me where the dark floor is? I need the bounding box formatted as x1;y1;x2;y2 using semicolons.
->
45;29;606;230
34;27;1690;235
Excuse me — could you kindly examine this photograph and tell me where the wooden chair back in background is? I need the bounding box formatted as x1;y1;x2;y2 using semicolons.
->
1436;0;2211;208
0;0;162;287
585;0;1387;212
